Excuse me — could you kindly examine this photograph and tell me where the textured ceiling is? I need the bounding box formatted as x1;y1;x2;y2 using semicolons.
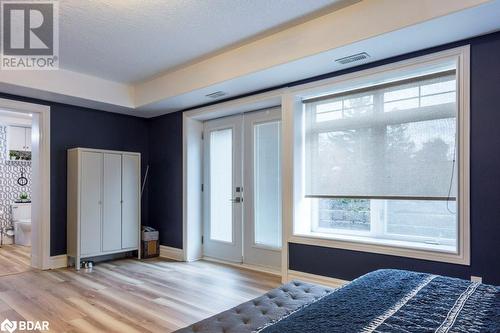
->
59;0;346;83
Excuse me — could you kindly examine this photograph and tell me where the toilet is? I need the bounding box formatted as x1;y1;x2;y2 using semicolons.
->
11;203;31;246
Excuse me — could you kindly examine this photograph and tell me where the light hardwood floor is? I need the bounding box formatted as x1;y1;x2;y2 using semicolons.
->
0;258;281;332
0;244;31;276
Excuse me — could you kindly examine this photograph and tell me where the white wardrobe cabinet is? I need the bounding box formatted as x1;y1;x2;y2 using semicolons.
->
67;148;141;269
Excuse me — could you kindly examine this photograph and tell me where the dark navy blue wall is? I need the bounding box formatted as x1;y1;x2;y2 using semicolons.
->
0;93;149;256
50;105;149;256
146;111;183;249
288;243;474;282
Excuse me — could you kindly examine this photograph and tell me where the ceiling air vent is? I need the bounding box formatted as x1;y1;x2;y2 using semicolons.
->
334;52;370;65
205;91;227;99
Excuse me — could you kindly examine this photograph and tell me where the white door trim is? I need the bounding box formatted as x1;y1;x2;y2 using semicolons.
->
182;90;283;264
0;98;51;270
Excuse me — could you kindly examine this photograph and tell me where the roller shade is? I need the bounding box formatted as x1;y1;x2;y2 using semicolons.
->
304;70;457;200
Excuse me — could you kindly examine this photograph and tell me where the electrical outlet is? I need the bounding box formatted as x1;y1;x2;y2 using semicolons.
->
470;276;482;283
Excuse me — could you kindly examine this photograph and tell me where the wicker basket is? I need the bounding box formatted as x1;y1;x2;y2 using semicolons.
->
141;227;159;258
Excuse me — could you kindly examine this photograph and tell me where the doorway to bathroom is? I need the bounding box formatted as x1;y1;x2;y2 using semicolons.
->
0;110;33;275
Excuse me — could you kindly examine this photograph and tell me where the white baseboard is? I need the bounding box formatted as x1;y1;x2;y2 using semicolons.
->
159;245;184;261
48;254;68;269
202;256;282;277
287;270;348;288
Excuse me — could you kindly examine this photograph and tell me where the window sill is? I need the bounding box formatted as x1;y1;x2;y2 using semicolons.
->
290;231;469;266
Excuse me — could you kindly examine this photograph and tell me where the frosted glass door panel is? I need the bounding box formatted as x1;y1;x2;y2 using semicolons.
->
209;128;233;243
254;121;281;248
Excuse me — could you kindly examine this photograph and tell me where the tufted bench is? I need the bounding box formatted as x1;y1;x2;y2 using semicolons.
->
175;280;334;333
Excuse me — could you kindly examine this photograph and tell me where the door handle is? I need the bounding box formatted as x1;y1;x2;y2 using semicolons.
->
229;197;243;203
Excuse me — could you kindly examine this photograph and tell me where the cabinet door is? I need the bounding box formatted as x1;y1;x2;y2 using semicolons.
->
80;152;103;256
8;126;26;151
24;127;31;151
102;153;122;252
122;154;140;249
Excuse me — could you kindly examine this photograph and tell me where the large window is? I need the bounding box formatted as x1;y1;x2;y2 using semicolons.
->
293;54;469;261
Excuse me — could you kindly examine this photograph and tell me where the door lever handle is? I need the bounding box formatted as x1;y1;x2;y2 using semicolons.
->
229;197;243;203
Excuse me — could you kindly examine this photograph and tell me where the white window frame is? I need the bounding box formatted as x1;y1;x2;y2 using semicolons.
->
283;46;470;265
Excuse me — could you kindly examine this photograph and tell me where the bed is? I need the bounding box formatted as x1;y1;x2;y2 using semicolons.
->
176;269;499;333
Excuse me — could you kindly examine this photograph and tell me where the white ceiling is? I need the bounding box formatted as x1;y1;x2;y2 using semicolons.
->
59;0;347;83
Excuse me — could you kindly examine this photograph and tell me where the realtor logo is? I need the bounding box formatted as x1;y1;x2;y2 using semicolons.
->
1;0;59;70
0;319;16;333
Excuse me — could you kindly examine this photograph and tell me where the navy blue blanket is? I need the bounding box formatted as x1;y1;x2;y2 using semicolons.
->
259;269;499;333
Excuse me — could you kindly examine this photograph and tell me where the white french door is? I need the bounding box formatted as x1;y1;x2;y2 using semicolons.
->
203;115;243;263
203;108;282;270
243;108;282;269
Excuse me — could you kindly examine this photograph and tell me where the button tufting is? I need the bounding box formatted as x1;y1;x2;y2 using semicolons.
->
179;281;330;333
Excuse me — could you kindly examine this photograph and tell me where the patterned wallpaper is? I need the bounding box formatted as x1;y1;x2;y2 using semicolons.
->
0;125;31;229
